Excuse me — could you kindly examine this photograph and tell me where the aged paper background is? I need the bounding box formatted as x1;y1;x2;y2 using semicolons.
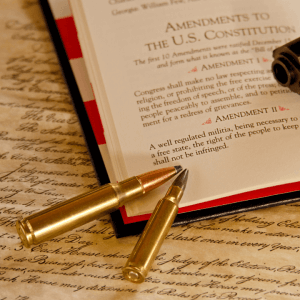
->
1;1;300;299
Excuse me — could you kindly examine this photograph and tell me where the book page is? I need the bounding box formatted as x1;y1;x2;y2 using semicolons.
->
2;1;300;299
72;0;300;217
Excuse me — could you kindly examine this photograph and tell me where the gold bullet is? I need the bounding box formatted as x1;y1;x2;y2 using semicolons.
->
123;169;188;283
16;166;182;248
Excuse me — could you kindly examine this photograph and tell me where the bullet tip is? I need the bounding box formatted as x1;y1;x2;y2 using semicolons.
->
173;169;188;192
174;165;183;173
137;166;184;193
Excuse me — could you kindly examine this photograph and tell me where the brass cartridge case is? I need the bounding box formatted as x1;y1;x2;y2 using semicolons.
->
16;166;182;248
16;177;143;248
123;169;188;283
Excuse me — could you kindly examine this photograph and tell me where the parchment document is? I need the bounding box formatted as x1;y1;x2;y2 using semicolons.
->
1;1;300;299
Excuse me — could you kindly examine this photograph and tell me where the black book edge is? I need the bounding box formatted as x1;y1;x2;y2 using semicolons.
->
40;1;300;239
111;191;300;238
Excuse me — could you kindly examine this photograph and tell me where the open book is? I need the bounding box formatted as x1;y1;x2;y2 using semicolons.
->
47;0;300;235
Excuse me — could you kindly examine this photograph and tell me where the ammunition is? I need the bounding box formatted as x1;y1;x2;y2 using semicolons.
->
16;166;182;248
123;169;188;283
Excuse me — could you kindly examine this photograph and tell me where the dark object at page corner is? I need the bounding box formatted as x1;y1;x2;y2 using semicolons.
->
39;1;110;186
272;37;300;94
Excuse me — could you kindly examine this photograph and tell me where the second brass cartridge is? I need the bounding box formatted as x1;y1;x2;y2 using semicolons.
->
123;169;188;283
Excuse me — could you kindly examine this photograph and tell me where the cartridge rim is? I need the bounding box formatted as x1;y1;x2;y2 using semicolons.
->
122;266;145;283
16;220;33;248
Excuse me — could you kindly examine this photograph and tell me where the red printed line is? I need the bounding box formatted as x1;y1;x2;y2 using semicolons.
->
84;100;106;145
56;16;83;60
121;181;300;224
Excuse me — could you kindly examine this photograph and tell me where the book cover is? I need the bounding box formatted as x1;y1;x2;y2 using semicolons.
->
42;0;300;237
